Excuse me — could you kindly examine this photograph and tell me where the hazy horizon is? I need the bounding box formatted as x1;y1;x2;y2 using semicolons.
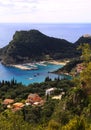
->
0;23;91;48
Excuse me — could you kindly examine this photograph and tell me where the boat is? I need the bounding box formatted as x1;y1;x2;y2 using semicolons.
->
28;77;33;80
36;62;47;66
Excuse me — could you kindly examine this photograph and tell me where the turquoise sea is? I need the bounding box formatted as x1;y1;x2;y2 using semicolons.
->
0;23;91;85
0;63;65;85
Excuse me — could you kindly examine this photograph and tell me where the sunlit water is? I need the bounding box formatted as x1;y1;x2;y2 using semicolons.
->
0;63;69;85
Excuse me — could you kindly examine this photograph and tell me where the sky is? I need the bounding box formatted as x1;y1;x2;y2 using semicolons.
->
0;0;91;23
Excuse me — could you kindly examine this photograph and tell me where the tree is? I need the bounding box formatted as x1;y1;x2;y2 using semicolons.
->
62;116;85;130
0;110;32;130
77;44;91;93
80;62;91;93
22;106;42;124
45;76;52;82
47;120;60;130
78;43;91;65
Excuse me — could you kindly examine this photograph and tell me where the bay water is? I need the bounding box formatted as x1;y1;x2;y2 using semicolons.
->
0;63;64;85
0;23;91;85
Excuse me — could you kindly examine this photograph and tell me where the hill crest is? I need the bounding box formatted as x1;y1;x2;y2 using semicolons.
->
0;30;83;65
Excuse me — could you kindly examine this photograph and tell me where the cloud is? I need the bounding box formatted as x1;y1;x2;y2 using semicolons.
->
0;0;91;23
0;0;38;16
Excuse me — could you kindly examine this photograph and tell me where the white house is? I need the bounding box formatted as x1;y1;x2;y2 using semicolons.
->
45;88;56;96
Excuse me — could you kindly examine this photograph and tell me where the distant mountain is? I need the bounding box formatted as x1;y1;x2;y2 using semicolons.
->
1;31;91;66
0;30;79;65
75;34;91;46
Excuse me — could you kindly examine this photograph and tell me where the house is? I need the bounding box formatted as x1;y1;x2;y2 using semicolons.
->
52;92;65;100
45;88;56;96
52;95;62;100
12;102;24;111
25;93;43;106
76;63;85;73
3;99;14;105
83;34;91;38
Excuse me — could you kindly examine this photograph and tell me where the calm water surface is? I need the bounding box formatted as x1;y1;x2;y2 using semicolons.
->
0;63;66;85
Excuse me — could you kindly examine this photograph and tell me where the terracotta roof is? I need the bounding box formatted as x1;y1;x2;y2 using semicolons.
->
76;63;85;73
12;102;24;112
13;102;24;108
26;93;42;104
3;99;14;105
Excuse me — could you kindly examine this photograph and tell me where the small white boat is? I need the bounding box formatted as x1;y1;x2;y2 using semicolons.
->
36;62;47;66
28;77;33;80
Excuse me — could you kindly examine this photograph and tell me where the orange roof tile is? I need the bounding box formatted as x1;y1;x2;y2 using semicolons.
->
3;99;14;105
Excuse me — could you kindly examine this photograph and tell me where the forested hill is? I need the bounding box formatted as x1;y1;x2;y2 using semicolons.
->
0;30;78;65
74;35;91;46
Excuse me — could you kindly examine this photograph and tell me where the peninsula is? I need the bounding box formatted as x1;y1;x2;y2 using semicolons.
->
0;30;91;66
0;29;77;65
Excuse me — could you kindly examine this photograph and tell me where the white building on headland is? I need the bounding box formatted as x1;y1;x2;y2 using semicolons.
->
83;34;91;38
45;88;56;96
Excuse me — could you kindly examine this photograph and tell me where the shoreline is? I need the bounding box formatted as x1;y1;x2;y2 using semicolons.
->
47;60;69;65
11;65;32;70
11;64;38;70
6;60;69;70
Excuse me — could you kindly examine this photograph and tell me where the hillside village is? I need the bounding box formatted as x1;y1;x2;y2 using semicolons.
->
2;87;65;112
1;61;86;112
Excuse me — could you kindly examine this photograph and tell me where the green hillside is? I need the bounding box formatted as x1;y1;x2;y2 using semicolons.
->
0;30;78;65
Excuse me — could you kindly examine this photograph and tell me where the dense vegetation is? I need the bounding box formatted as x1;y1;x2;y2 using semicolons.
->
0;30;78;65
0;78;74;130
55;58;83;73
0;78;73;102
75;35;91;47
56;41;91;75
0;43;91;129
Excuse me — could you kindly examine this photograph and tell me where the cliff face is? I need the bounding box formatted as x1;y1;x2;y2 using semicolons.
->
0;30;78;65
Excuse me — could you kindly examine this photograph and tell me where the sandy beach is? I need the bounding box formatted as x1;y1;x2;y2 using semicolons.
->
12;65;32;70
47;60;69;65
10;60;68;70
